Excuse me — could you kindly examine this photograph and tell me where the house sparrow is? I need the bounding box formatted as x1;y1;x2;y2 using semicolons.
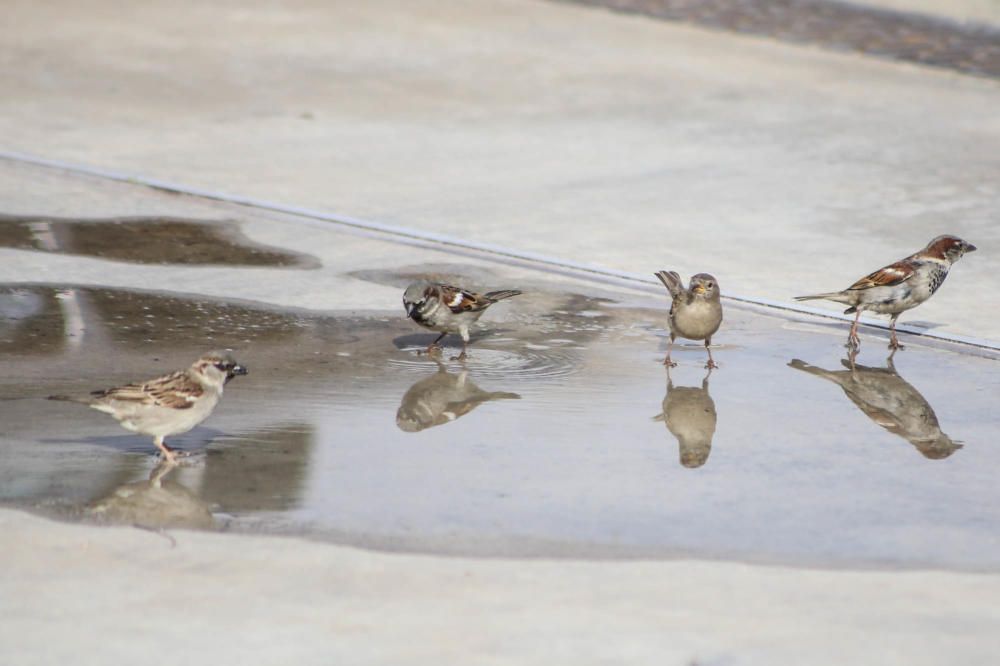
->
795;235;976;350
402;281;522;359
789;353;961;459
652;368;716;468
396;360;520;432
49;351;247;462
654;271;723;368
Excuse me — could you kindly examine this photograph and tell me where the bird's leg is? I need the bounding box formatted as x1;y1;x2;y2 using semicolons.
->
662;334;677;367
422;332;447;356
704;337;719;370
154;436;177;463
451;330;470;362
846;310;862;350
888;315;904;350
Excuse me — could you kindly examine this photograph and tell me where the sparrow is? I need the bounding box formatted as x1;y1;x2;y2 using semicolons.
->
795;235;976;350
396;360;520;432
652;368;716;468
789;353;961;459
654;271;723;368
49;351;247;462
402;281;522;359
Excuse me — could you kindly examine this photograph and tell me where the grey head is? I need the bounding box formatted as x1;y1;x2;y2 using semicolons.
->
192;351;248;386
688;274;721;301
403;281;435;318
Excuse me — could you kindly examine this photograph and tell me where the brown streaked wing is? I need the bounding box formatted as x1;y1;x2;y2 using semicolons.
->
847;260;915;291
439;284;492;314
95;371;203;409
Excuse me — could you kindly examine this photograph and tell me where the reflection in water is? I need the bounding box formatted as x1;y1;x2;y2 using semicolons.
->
81;424;313;527
653;368;716;468
0;284;309;357
87;460;215;530
396;361;520;432
198;425;313;512
0;214;318;266
789;353;962;459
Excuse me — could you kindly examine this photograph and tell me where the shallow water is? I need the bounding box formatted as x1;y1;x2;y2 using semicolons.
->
1;281;998;571
0;214;317;266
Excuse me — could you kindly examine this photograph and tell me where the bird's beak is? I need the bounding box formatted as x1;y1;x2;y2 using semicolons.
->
230;364;248;377
404;302;415;317
965;242;977;253
693;284;706;295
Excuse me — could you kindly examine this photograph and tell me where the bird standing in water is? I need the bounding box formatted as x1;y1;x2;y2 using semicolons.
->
50;351;247;462
402;281;521;360
654;271;723;369
795;235;976;350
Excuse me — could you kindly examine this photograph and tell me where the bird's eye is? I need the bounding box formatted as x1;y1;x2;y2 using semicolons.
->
707;282;714;288
214;362;228;370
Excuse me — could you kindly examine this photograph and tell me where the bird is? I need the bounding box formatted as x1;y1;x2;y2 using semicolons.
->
49;351;247;462
652;368;717;468
795;235;976;350
654;271;723;368
396;361;520;432
789;354;961;460
402;281;522;359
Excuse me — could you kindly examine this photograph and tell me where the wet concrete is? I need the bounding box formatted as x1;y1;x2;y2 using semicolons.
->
568;0;1000;78
0;214;317;267
3;276;998;571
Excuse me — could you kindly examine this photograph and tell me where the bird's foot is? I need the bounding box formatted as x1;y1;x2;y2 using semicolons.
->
450;351;468;362
662;357;677;368
888;339;904;351
705;360;719;370
845;336;860;351
420;344;443;357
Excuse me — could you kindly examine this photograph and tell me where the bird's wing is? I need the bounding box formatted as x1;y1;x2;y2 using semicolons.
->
438;284;493;314
847;260;916;291
91;371;203;409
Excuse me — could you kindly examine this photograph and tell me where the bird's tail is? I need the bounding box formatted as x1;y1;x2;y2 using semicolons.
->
485;289;522;302
487;391;521;401
47;394;91;404
654;270;683;297
794;291;846;303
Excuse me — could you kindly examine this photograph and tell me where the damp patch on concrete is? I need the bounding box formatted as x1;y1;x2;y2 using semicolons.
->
0;214;319;267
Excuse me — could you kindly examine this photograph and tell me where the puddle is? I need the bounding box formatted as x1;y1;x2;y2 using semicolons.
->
2;281;999;571
0;214;318;267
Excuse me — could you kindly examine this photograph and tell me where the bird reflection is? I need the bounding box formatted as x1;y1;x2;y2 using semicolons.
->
396;361;520;432
86;459;215;529
653;368;716;468
789;352;961;459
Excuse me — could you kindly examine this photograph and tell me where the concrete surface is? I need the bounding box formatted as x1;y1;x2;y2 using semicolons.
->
2;1;1000;664
3;509;1000;666
2;0;998;341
